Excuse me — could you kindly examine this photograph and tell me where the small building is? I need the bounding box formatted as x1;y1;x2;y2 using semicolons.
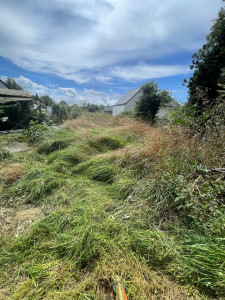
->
113;88;141;116
112;87;178;117
0;88;32;130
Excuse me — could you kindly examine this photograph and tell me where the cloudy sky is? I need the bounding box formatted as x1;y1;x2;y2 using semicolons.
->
0;0;223;105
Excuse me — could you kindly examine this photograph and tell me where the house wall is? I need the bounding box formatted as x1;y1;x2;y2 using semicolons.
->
113;105;125;116
124;91;142;112
113;91;142;116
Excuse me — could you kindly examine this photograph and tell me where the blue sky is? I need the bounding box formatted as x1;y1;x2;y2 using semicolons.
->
0;0;223;105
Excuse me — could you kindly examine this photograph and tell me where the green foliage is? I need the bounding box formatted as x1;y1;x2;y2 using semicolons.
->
186;7;225;110
135;81;174;122
118;111;135;118
0;105;8;123
0;114;224;298
88;135;125;152
69;103;82;119
0;102;31;130
23;121;48;144
47;148;85;167
51;102;69;124
4;77;23;90
82;102;105;112
135;82;160;122
0;147;12;161
218;68;225;97
39;95;55;106
37;139;70;154
1;167;66;205
89;165;115;183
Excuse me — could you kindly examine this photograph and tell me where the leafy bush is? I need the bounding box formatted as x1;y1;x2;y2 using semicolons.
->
23;121;48;144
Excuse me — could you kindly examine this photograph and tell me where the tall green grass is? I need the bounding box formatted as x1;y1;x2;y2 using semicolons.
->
0;113;224;299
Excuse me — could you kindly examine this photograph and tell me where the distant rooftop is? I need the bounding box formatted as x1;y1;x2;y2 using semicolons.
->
114;87;141;106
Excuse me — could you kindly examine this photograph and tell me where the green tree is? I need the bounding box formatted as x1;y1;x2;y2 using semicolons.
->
186;7;225;110
39;95;54;106
52;101;70;124
69;104;82;119
135;81;174;122
218;68;225;97
4;77;23;90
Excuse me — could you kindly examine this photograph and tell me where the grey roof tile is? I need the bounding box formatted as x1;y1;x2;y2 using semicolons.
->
114;87;141;106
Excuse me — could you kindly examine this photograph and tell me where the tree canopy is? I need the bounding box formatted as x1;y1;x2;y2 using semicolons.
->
135;81;174;122
186;7;225;110
4;77;23;90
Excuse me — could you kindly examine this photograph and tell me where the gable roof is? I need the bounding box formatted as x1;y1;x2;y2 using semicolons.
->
0;88;32;104
114;87;141;106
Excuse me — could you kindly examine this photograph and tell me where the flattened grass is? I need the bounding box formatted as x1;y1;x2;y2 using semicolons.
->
0;113;224;299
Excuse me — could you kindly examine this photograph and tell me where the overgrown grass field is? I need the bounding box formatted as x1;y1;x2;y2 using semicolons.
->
0;113;224;299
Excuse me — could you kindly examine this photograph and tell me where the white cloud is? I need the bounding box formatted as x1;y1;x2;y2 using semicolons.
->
14;76;48;94
109;63;190;81
0;75;120;106
49;87;120;106
0;0;222;83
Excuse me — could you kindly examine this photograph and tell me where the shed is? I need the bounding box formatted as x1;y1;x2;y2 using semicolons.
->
0;88;32;104
0;88;32;130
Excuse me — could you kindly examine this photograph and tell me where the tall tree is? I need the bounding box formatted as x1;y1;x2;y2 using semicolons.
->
186;7;225;110
4;77;23;90
39;95;54;106
135;81;174;122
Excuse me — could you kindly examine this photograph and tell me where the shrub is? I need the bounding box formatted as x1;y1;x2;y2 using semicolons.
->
24;121;48;144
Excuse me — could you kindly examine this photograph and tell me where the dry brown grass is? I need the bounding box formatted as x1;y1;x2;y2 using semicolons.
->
64;112;123;130
0;207;42;237
201;128;225;168
143;127;200;161
113;117;222;171
0;163;27;184
94;252;204;300
66;112;223;171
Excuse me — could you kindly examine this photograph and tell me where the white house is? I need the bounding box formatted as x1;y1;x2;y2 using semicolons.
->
113;87;178;117
113;88;141;116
